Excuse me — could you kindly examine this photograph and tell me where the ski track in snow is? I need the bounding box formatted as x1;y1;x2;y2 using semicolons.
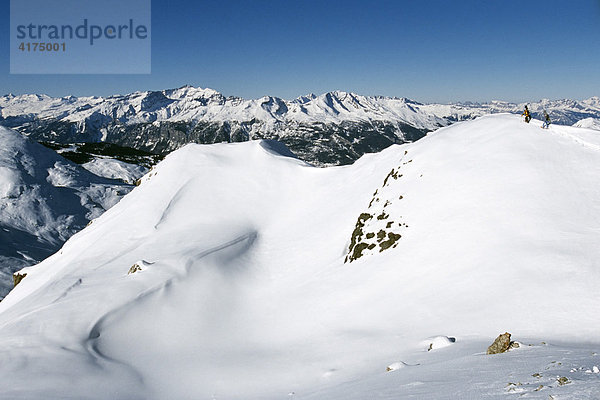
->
551;126;600;152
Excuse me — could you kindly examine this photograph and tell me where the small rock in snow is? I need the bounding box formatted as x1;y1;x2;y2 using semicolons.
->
556;376;571;386
387;361;408;371
425;335;456;351
128;260;153;275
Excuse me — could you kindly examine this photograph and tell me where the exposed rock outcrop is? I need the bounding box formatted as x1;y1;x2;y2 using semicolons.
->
487;332;519;354
13;272;27;287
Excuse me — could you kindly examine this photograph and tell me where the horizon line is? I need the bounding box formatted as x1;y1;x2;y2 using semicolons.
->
2;85;598;105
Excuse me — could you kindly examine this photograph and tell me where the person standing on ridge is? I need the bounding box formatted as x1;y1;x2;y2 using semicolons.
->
542;110;551;129
522;105;531;123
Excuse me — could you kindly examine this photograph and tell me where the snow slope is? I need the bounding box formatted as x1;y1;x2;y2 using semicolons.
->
82;158;148;184
573;117;600;131
0;126;132;297
0;115;599;399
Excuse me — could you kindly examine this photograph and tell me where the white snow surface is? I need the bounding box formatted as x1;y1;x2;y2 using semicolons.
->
0;126;132;297
573;117;600;131
82;158;148;184
0;115;599;399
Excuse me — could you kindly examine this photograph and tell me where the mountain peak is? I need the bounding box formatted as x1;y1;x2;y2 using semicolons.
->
165;85;223;100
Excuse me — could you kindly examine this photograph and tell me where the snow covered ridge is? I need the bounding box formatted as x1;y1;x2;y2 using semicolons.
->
1;115;599;399
573;117;600;130
2;86;598;165
0;126;134;298
0;87;446;127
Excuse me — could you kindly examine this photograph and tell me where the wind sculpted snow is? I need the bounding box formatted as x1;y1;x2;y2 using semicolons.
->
0;115;599;399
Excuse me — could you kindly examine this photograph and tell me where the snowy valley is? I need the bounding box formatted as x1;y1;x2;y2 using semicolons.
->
0;126;143;297
0;114;599;399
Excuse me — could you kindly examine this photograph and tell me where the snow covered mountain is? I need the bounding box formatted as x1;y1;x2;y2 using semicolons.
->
42;141;160;184
0;88;438;166
1;115;599;399
0;126;135;297
2;87;598;165
573;117;600;131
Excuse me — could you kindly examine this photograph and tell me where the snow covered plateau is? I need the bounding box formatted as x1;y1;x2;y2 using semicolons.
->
0;114;599;399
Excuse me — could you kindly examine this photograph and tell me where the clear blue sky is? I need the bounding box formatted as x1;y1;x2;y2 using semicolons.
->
1;0;599;103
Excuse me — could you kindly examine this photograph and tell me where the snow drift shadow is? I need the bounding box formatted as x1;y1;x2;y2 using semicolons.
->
84;230;258;384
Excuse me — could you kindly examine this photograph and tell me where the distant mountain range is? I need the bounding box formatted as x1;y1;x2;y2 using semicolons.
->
1;87;599;165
